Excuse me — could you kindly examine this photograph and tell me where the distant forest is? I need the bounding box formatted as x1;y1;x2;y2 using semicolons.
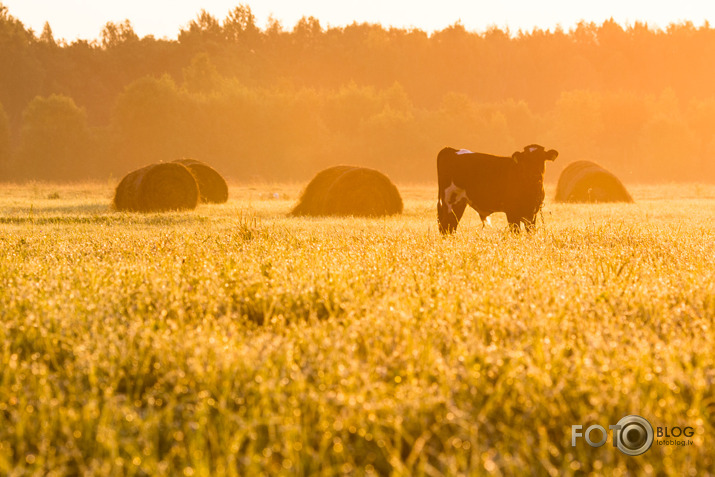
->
1;3;715;183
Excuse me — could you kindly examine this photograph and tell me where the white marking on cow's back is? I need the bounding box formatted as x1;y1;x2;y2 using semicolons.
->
456;149;473;155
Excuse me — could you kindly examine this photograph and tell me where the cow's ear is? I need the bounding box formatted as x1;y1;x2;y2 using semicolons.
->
511;151;521;163
545;149;558;161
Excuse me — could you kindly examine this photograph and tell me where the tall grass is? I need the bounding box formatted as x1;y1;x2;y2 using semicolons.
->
0;183;713;476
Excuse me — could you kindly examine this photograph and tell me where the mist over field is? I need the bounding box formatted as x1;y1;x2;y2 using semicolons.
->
1;4;715;183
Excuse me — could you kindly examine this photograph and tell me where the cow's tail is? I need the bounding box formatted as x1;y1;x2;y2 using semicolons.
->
437;147;457;234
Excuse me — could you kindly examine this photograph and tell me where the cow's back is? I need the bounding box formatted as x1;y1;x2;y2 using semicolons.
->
437;147;513;211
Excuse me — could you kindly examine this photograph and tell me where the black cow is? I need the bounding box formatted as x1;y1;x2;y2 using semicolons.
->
437;144;558;233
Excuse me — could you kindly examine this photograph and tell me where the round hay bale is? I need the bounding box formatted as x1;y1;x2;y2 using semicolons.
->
113;162;199;212
289;166;358;216
173;158;228;204
555;160;634;203
290;166;403;217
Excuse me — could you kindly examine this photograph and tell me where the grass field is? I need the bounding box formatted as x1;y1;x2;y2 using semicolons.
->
1;182;714;476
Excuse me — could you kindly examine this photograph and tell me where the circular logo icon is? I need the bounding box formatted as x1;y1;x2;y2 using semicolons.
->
615;415;654;456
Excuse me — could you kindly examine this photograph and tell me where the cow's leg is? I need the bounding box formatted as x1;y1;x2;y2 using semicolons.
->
506;213;522;233
438;200;456;234
438;202;454;234
522;210;540;233
479;213;488;228
438;182;469;234
450;199;467;229
438;198;467;234
523;216;537;233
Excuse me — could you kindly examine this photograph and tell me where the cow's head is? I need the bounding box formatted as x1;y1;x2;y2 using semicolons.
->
512;144;558;176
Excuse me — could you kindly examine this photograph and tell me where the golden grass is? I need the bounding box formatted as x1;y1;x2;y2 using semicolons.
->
0;182;713;476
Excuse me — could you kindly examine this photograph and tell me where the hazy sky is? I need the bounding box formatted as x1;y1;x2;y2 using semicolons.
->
3;1;715;41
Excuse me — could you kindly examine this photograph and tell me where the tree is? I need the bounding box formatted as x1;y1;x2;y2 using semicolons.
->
17;94;93;180
39;21;56;46
637;113;699;181
550;90;604;160
293;16;322;42
183;53;221;93
178;10;223;48
0;100;10;174
0;5;43;119
224;5;260;44
100;20;139;48
112;75;190;168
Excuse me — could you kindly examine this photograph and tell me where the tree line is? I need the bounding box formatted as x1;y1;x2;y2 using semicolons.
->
1;3;714;183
